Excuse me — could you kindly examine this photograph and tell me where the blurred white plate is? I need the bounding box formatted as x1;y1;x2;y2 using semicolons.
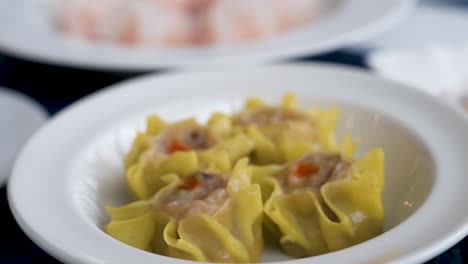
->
367;42;468;108
0;0;413;71
0;88;47;186
8;64;468;264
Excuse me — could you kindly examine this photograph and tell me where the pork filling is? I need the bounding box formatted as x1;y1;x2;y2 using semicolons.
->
235;107;309;126
279;153;352;222
153;125;215;154
154;171;229;219
235;107;317;140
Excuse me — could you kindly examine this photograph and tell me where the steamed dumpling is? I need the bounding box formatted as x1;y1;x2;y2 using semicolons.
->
105;158;263;263
232;94;339;164
252;146;384;257
125;113;254;200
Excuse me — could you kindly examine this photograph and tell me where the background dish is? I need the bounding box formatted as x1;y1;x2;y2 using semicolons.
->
8;64;468;264
0;87;48;187
51;0;328;48
0;0;413;70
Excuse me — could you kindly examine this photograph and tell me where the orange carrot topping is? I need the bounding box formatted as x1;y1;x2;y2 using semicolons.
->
293;162;320;177
180;177;199;190
168;138;192;153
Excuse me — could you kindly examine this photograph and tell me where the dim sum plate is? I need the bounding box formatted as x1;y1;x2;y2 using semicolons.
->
0;0;413;71
8;64;468;264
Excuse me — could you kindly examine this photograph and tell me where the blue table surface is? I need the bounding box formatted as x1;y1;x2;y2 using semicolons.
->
0;50;466;264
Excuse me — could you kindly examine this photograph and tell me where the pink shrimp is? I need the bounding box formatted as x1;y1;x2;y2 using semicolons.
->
54;0;321;47
272;0;323;31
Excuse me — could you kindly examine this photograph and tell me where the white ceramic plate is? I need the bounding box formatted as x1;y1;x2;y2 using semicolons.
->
8;64;468;264
0;0;413;71
0;87;48;186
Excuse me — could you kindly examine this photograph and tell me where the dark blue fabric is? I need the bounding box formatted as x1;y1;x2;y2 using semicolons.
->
0;51;465;264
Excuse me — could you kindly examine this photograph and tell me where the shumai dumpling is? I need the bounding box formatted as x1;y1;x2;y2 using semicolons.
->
125;113;254;200
252;146;384;257
105;158;263;263
232;93;339;165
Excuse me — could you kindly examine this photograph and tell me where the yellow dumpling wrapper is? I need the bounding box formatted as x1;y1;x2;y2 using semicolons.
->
253;148;384;257
105;158;264;263
233;94;340;165
124;114;254;200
